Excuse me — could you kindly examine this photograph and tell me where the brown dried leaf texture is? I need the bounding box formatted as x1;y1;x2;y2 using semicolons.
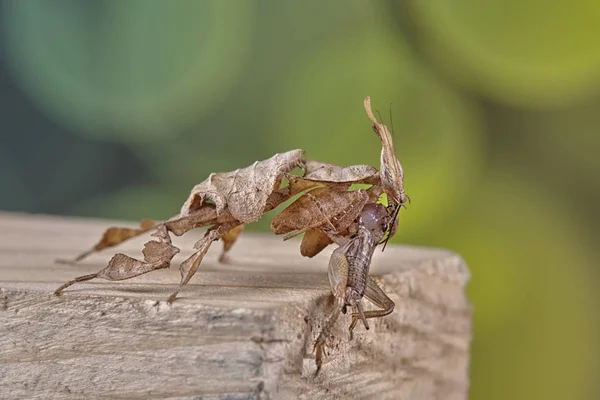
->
180;150;305;223
98;219;156;250
273;160;380;256
299;228;333;258
165;205;221;236
98;225;180;281
219;224;245;261
54;225;180;295
284;161;377;196
364;96;407;206
271;188;368;240
68;219;157;262
304;160;378;184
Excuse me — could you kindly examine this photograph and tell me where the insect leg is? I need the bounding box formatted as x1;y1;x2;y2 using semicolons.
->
167;223;238;303
313;244;350;375
54;225;179;296
348;277;395;339
354;301;370;331
56;220;157;264
53;274;101;295
314;300;343;376
327;245;350;302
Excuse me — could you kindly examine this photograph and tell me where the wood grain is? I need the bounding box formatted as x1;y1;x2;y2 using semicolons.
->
0;212;472;399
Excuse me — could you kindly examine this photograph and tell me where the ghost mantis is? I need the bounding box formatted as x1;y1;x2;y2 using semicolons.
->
54;96;408;373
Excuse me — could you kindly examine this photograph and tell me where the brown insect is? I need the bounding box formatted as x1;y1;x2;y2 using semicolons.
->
53;97;408;372
312;202;396;374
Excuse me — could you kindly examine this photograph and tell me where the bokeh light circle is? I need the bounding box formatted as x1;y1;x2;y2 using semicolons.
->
2;0;253;142
439;169;598;400
409;0;600;107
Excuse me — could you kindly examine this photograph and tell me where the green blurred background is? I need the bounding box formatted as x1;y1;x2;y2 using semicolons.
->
0;1;598;398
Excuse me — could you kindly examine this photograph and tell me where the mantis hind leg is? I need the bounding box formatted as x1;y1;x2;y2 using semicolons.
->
349;277;395;339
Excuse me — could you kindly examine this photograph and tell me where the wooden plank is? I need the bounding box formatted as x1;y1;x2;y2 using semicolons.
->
0;212;472;399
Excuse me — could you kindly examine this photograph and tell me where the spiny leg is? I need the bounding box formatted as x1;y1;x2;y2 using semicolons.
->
314;299;344;376
349;277;395;339
354;301;370;331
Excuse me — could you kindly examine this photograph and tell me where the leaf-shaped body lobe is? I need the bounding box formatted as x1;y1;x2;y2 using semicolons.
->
304;160;378;183
221;224;245;253
97;253;151;281
96;225;179;281
93;220;157;251
271;188;368;235
300;228;333;257
286;161;379;196
180;150;305;223
142;240;178;264
286;175;324;196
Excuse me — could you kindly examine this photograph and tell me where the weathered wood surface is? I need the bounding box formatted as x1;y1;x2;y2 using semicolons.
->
0;212;472;400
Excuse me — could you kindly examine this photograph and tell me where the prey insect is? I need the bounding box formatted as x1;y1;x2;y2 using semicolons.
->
313;202;395;375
